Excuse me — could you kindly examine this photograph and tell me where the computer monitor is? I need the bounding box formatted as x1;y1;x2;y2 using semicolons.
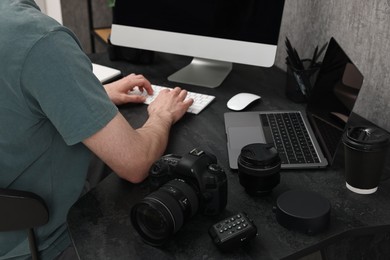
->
110;0;285;88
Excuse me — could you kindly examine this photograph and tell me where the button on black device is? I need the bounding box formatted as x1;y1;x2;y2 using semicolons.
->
208;212;258;251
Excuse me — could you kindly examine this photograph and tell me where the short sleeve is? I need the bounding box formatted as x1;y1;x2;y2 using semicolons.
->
21;29;118;145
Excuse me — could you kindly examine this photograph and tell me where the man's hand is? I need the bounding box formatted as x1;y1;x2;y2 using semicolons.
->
104;73;153;105
148;87;194;126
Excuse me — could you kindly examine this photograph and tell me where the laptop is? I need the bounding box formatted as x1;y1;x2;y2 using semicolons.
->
92;63;122;83
224;37;364;169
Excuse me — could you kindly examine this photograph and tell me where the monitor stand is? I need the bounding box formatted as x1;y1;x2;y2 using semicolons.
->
168;57;232;88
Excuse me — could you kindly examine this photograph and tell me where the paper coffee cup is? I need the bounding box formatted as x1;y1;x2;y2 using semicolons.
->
342;126;389;194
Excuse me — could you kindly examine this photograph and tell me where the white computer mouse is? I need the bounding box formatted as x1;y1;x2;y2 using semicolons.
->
227;92;261;111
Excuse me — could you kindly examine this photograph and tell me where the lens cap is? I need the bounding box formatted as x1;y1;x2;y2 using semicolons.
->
274;190;331;235
239;143;280;168
343;126;390;151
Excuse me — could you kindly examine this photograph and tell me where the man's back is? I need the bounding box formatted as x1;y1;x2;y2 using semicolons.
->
0;1;118;259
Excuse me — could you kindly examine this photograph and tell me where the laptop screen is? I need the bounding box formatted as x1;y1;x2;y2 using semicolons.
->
306;37;364;163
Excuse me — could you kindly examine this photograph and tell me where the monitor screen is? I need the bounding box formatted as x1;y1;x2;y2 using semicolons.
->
110;0;285;87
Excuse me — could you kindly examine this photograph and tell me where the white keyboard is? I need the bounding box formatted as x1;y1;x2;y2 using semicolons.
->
129;84;215;114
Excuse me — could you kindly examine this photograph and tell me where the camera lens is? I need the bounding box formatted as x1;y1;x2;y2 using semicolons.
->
238;143;281;196
131;179;199;246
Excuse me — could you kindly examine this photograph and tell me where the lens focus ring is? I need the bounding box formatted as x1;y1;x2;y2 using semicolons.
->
131;179;199;246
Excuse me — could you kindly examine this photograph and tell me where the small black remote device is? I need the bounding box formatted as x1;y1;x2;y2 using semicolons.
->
208;212;258;251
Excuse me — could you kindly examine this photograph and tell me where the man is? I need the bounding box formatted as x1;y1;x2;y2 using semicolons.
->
0;1;193;259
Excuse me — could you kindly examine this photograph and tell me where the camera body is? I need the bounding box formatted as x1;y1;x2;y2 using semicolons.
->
131;149;228;246
149;148;227;215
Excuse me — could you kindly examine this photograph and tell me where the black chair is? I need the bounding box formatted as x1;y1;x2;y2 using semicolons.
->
0;188;49;260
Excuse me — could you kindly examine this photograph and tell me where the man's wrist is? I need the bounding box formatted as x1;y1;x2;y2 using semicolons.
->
148;112;174;128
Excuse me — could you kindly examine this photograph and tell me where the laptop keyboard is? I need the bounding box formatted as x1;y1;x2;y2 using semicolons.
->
260;112;320;165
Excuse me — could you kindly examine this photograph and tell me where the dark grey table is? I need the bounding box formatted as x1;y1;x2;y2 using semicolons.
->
67;52;390;259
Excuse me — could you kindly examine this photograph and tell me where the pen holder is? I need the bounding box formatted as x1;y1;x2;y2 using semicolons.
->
286;59;320;103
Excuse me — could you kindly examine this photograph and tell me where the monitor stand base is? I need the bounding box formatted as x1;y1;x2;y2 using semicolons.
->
168;58;232;88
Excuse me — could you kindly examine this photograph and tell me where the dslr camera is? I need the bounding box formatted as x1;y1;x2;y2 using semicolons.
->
131;148;228;246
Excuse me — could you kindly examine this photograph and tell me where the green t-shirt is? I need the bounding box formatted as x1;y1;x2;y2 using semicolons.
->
0;1;118;259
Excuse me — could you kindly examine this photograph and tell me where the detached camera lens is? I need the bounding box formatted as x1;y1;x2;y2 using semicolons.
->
131;179;199;246
238;143;281;196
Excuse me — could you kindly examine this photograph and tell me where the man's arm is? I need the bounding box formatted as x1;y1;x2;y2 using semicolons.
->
83;87;193;183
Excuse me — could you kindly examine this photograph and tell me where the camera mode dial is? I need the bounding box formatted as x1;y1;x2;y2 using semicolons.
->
208;163;223;173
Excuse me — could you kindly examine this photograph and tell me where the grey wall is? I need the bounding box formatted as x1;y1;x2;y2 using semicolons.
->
61;0;390;130
275;0;390;131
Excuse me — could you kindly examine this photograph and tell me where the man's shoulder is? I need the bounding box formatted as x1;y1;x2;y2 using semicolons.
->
0;0;78;53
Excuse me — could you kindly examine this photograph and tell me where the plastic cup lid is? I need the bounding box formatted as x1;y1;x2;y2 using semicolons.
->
343;126;390;151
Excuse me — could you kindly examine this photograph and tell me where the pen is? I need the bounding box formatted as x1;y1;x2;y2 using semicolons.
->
285;37;304;70
310;46;318;68
293;48;304;69
314;42;328;63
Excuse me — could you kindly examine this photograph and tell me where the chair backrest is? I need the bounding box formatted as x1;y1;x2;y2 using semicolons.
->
0;188;49;260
